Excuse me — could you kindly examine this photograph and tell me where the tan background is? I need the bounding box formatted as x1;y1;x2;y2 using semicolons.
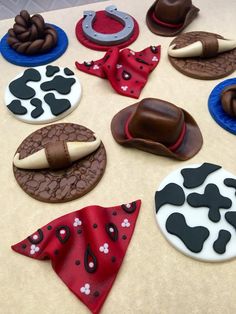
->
0;0;236;313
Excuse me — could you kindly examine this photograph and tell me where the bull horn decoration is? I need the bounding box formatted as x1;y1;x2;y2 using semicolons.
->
168;38;236;58
13;135;101;170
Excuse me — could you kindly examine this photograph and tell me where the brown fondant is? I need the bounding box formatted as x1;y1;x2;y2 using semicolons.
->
169;31;236;80
45;141;71;170
146;0;199;37
13;123;106;203
200;36;219;58
221;85;236;117
110;98;203;161
7;10;57;55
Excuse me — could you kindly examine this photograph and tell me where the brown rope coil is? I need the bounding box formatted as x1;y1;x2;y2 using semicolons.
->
7;10;58;55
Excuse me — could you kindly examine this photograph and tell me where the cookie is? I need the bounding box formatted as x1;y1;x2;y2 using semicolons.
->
5;66;82;124
155;163;236;262
168;31;236;80
13;123;106;203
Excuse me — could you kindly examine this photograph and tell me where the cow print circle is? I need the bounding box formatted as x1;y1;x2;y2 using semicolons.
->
155;163;236;262
5;65;82;124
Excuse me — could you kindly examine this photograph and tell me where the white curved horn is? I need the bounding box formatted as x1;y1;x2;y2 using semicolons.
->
168;39;236;58
13;135;101;170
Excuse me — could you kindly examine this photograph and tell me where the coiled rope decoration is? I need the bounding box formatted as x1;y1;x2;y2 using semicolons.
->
7;10;58;55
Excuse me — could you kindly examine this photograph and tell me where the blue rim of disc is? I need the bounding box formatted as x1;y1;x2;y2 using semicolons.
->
0;24;68;67
208;78;236;135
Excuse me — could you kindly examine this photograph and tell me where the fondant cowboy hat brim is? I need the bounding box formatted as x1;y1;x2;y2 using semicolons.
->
111;103;203;160
146;0;199;37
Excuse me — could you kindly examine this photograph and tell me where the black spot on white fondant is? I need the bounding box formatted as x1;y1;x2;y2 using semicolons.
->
44;93;71;116
187;184;232;223
7;100;27;115
224;178;236;195
225;212;236;230
46;65;60;77
213;230;231;254
9;68;41;100
181;163;221;189
40;76;76;95
105;223;118;241
155;183;185;213
64;68;74;76
30;98;44;118
121;202;136;214
56;225;71;244
28;229;44;244
84;244;97;273
166;213;209;253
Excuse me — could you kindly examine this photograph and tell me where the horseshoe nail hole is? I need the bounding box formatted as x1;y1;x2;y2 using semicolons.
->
114;35;118;38
94;33;97;37
125;16;128;19
85;25;88;28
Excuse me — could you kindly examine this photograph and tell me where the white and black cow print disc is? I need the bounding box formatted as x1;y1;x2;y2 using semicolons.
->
5;65;82;124
155;163;236;262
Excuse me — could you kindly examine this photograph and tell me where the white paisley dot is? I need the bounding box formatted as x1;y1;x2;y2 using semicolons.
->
33;235;38;240
89;262;94;268
60;230;66;235
109;227;114;233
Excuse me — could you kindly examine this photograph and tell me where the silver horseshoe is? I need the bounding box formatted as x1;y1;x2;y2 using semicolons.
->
82;5;135;45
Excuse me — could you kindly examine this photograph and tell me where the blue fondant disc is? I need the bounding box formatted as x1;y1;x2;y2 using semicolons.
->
208;78;236;135
0;24;68;67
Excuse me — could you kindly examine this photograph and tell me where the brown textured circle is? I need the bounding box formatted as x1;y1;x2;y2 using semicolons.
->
13;123;106;203
168;31;236;80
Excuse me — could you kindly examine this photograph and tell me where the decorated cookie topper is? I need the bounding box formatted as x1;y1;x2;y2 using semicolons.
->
168;32;236;80
146;0;199;37
111;98;203;160
5;65;82;124
0;10;68;66
12;200;141;313
155;163;236;262
208;78;236;135
75;45;161;98
75;5;139;51
13;123;106;203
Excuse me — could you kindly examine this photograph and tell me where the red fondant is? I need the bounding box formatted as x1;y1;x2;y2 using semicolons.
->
151;12;183;29
12;201;141;314
168;123;186;152
75;10;139;51
75;46;161;99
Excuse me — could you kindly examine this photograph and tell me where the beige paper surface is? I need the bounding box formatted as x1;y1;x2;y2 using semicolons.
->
0;1;236;313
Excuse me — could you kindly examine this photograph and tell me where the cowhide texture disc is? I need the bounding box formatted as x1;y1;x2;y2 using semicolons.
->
5;65;82;124
155;163;236;262
168;32;236;80
13;123;106;203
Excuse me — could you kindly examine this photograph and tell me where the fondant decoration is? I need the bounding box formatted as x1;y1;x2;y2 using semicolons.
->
0;25;68;67
111;98;203;160
169;32;236;80
155;163;236;262
76;46;160;99
76;5;139;51
224;178;236;195
12;200;141;313
187;184;232;223
13;123;106;203
181;163;221;189
146;0;199;37
7;10;58;55
5;65;81;124
82;5;134;45
168;38;236;58
208;78;236;134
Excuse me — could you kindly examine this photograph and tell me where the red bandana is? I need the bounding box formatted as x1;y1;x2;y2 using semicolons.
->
12;200;141;313
75;46;161;99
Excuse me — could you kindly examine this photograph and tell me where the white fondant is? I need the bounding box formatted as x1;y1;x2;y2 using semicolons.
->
99;243;109;254
155;163;236;262
73;218;82;227
121;218;130;227
5;65;82;124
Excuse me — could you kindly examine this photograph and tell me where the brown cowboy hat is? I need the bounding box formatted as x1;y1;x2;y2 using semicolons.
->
110;98;203;160
146;0;199;37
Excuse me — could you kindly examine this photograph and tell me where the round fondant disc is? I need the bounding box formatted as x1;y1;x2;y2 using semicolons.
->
168;31;236;80
75;10;139;51
5;65;82;124
155;163;236;262
13;123;107;203
0;24;68;67
208;78;236;135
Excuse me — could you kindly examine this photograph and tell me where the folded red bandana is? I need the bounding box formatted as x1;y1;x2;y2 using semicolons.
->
75;46;161;98
12;200;141;313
